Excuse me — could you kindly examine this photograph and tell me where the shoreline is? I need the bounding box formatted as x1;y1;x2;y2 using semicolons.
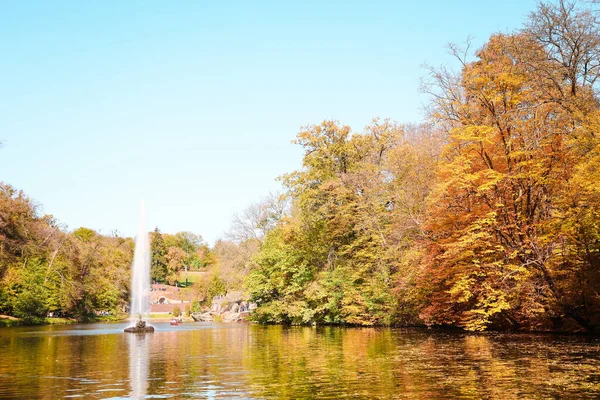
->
0;313;196;327
2;314;598;335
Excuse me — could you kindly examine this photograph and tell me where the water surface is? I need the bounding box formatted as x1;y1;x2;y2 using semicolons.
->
0;322;599;399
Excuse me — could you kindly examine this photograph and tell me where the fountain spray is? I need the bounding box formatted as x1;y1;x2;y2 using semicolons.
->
125;200;154;333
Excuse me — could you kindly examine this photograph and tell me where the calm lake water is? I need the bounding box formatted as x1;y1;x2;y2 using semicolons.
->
0;322;599;399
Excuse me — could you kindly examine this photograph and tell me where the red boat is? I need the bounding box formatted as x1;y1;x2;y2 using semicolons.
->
170;318;182;325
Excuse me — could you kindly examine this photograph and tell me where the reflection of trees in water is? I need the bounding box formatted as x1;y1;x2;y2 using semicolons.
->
141;325;256;395
0;326;599;398
242;326;409;398
242;327;600;399
0;328;131;398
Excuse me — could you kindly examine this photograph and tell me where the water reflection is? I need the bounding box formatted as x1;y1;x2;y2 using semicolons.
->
128;333;149;398
0;323;598;398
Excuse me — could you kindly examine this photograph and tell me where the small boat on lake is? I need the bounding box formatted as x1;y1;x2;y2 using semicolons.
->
170;318;182;325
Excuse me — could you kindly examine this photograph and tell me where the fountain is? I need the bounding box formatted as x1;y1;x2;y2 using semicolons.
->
125;200;154;333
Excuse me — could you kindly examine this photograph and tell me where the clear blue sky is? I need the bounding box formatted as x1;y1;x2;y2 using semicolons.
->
0;0;537;244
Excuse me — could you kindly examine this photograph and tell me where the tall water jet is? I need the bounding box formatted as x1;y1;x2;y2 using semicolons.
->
125;200;154;333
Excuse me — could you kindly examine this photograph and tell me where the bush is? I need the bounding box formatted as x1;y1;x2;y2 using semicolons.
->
191;300;202;312
13;289;47;323
172;306;181;317
208;274;226;299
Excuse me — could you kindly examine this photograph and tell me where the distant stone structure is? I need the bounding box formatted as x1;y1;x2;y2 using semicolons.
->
191;292;257;323
149;284;191;314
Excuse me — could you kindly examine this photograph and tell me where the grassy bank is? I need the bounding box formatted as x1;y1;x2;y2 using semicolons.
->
45;317;78;325
0;313;130;327
0;315;20;327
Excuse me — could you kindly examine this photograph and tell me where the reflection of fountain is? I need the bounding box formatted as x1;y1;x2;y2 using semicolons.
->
128;332;149;397
125;200;154;333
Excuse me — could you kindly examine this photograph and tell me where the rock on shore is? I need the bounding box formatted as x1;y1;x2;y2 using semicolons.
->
191;292;256;323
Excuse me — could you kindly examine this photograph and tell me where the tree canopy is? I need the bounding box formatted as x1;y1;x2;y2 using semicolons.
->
2;0;598;332
244;0;600;331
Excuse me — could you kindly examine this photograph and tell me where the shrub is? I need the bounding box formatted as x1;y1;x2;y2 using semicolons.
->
191;300;202;312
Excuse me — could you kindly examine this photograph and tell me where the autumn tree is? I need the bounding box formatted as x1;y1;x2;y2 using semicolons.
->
214;239;260;292
419;1;600;331
165;246;187;284
163;231;206;281
0;182;134;321
195;244;216;269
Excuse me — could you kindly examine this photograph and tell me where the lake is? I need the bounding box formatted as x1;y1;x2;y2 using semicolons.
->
0;322;599;399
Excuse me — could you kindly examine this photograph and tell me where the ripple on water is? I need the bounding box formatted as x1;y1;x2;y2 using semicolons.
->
0;325;599;399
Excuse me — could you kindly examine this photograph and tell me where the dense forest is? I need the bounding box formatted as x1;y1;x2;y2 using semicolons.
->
0;184;134;323
0;186;223;323
1;0;599;331
243;0;600;331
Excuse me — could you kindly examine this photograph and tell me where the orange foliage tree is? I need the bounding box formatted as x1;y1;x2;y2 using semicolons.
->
420;7;600;331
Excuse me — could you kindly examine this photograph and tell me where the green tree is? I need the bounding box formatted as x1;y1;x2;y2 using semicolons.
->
150;228;167;283
246;120;434;326
0;182;134;322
